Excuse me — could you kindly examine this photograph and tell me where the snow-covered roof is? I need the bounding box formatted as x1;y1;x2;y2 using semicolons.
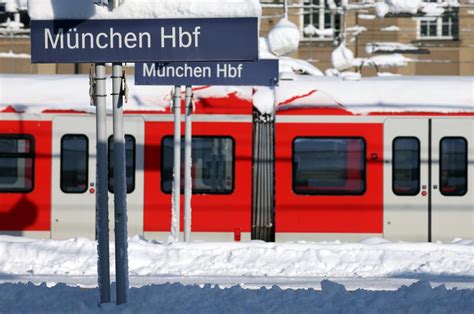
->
0;74;473;115
27;0;261;20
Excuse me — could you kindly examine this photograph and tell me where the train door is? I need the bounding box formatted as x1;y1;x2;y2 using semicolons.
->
274;119;384;241
384;118;473;242
51;115;144;240
383;119;430;241
431;119;473;242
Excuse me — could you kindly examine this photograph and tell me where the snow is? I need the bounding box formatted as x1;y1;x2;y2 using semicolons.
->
365;42;419;54
0;236;473;312
27;0;261;20
1;75;473;115
0;50;30;59
375;2;390;18
0;235;473;280
266;18;301;57
384;0;422;15
274;76;474;114
331;42;354;71
0;279;472;313
381;25;400;32
358;14;376;20
354;53;413;68
303;24;318;37
3;0;27;12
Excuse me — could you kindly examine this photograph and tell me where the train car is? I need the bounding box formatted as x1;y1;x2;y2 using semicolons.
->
0;75;472;243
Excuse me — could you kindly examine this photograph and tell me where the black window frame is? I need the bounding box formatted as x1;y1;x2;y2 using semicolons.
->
292;136;367;196
439;136;468;197
0;134;35;193
108;134;136;194
60;134;89;194
160;135;236;195
392;137;421;196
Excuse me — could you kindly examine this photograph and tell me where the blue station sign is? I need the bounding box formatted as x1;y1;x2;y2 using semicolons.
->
135;60;279;86
31;18;258;63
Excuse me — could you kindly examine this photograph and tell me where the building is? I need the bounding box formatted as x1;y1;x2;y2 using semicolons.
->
0;0;473;75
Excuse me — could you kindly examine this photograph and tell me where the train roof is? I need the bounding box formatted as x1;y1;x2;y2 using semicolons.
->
0;74;473;115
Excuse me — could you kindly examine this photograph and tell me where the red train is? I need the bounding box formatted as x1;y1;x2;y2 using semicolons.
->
0;76;473;242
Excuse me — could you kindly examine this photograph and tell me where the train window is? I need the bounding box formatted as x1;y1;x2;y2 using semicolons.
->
161;136;234;194
440;137;467;196
108;135;136;193
293;137;366;195
0;135;34;193
393;137;420;196
61;135;88;193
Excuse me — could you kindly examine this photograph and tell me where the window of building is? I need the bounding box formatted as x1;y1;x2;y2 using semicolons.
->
419;0;459;40
302;0;340;40
293;137;366;195
440;137;467;196
161;136;234;194
108;135;136;193
0;135;34;192
61;134;88;193
393;137;420;196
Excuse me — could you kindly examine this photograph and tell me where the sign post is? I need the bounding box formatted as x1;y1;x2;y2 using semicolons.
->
94;62;111;305
31;14;261;305
184;86;193;242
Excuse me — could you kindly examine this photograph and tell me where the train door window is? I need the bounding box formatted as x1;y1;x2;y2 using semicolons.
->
393;137;421;195
108;135;136;193
61;134;88;193
161;136;234;194
293;137;366;195
440;137;467;196
0;135;34;192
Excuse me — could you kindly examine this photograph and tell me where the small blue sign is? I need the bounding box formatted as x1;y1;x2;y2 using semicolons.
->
135;60;279;86
31;18;258;63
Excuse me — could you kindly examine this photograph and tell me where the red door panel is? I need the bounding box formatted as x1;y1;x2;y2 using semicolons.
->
275;123;383;233
144;121;252;233
0;121;52;231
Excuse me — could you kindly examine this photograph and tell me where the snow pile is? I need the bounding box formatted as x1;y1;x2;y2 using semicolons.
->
3;0;27;12
1;75;473;115
381;25;400;31
0;51;30;59
375;0;460;18
375;2;390;18
354;53;413;68
0;236;473;278
0;280;473;314
379;0;422;16
275;76;474;114
331;42;354;71
0;74;252;114
27;0;261;20
267;18;301;57
303;24;334;37
365;42;419;54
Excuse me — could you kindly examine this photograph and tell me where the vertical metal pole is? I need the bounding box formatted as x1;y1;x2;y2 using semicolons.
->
95;63;110;304
171;86;182;242
112;63;128;305
184;86;193;242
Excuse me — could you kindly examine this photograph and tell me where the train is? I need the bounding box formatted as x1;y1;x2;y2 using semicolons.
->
0;75;473;243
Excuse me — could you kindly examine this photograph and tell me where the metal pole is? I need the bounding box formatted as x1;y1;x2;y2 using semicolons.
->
108;0;124;11
184;86;193;242
112;63;129;305
95;63;110;304
171;86;182;242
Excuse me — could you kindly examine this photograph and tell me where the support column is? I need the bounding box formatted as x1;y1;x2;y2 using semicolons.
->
95;63;110;305
184;86;193;242
112;63;129;305
171;86;182;242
